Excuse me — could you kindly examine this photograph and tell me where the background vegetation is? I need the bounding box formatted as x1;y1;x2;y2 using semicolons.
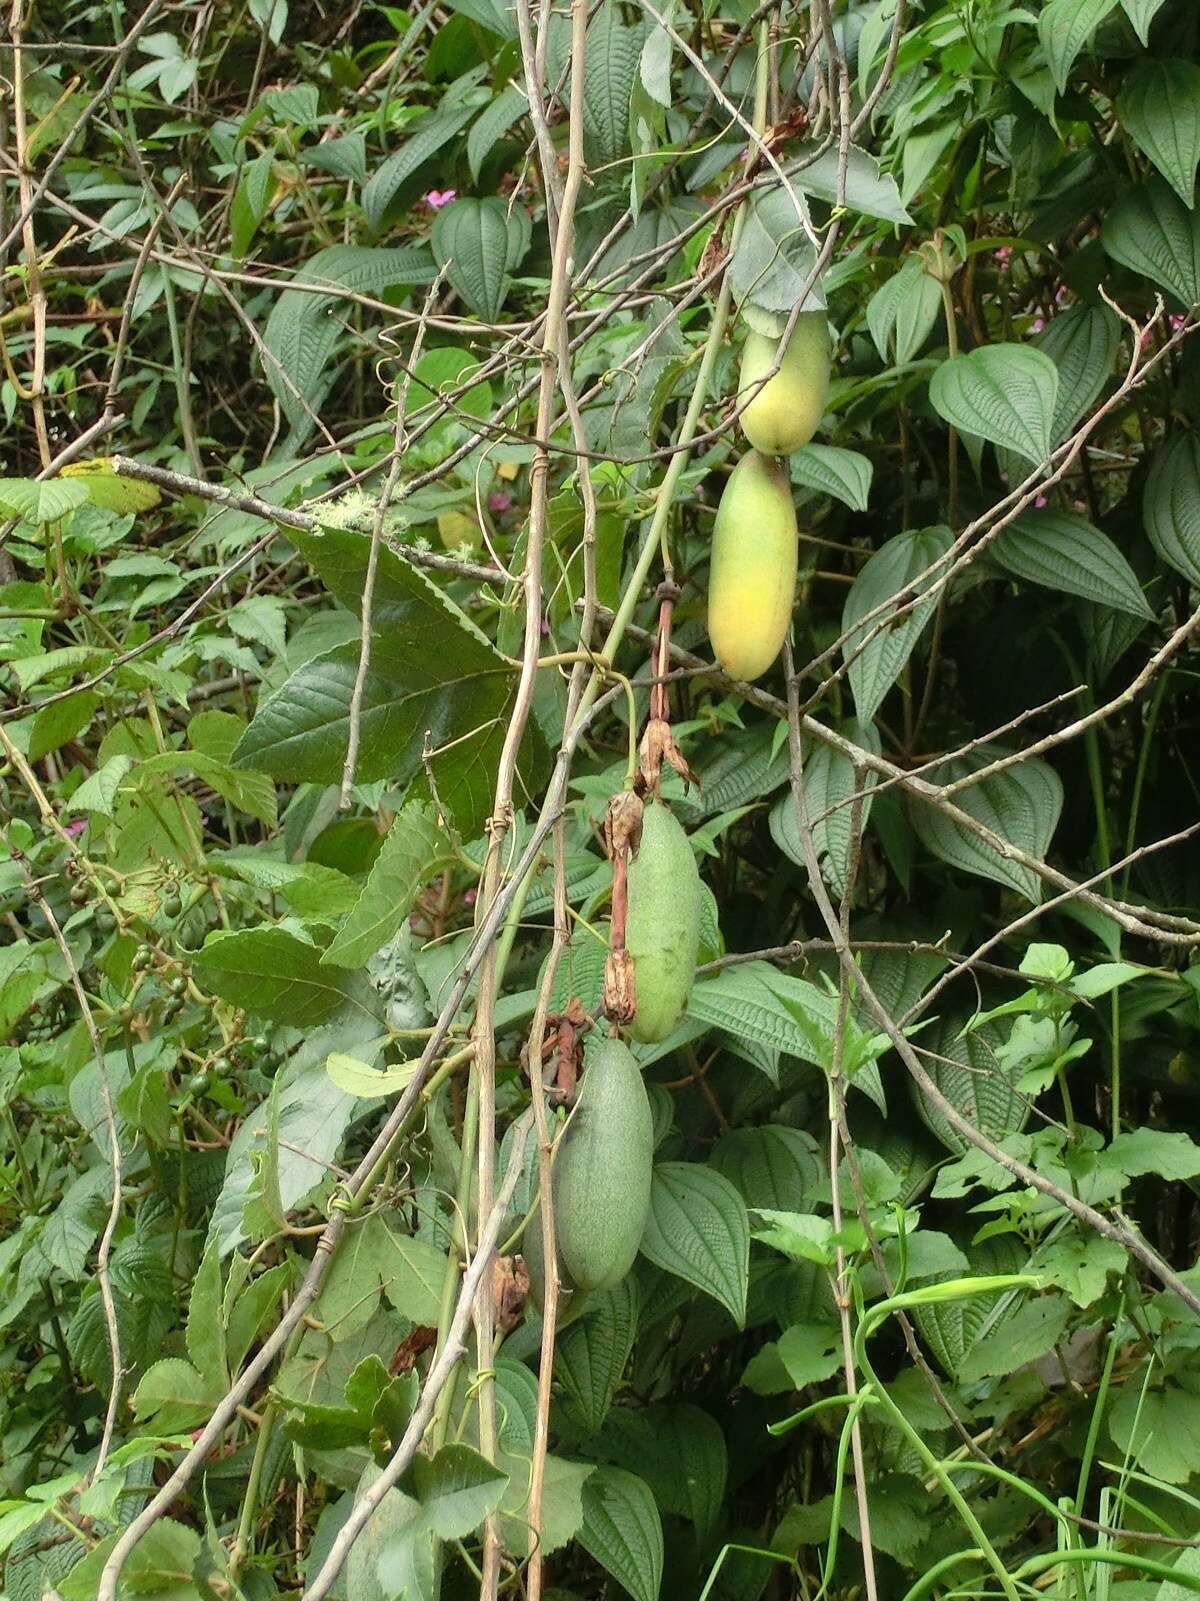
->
3;0;1200;1598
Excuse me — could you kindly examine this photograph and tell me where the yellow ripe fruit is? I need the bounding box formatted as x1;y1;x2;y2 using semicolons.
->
737;312;831;456
708;450;798;683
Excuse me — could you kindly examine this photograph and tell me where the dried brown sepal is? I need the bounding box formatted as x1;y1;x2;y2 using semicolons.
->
638;715;698;797
492;1254;530;1334
603;947;636;1025
552;995;588;1104
604;788;644;861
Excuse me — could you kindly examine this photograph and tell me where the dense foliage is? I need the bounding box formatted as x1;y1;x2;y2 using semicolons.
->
3;0;1200;1599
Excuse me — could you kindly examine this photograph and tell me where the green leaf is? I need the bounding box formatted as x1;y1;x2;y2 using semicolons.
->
62;753;134;818
712;1126;823;1212
262;244;436;433
786;142;912;224
431;196;531;322
1109;1383;1200;1484
842;526;953;722
579;1467;664;1601
1107;1128;1200;1180
910;1237;1027;1378
186;1242;227;1384
581;3;642;165
58;1518;204;1601
1121;0;1167;43
130;1356;218;1430
323;801;449;968
910;745;1063;901
230;147;275;257
1039;0;1118;93
789;444;874;511
325;1052;416;1098
193;926;381;1028
1102;179;1200;308
990;509;1153;619
742;1320;842;1394
1034;1234;1127;1307
413;1445;508;1540
299;130;367;184
0;477;89;525
769;717;882;894
467;85;527;182
913;1015;1032;1155
929;345;1059;463
730;182;825;315
558;1277;639;1433
1036;303;1122;444
235;525;546;837
1118;61;1200;207
363;100;480;232
1144;433;1200;585
866;256;943;364
640;1162;749;1325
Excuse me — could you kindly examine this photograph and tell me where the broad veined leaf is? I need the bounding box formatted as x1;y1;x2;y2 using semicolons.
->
910;745;1064;901
323;801;450;968
362;99;481;232
431;196;531;322
579;1467;664;1601
929;345;1059;463
234;523;548;837
263;244;436;433
1102;178;1200;307
412;1445;508;1540
866;255;943;364
693;721;790;816
769;716;882;893
842;526;953;722
193;926;382;1027
790;444;874;511
1038;0;1118;94
230;146;276;257
990;508;1153;619
640;1162;750;1325
557;1277;639;1433
912;1014;1031;1155
730;182;826;315
910;1236;1027;1378
60;458;162;513
1120;0;1167;43
1109;1381;1200;1485
1118;60;1200;207
581;2;643;165
712;1126;823;1212
1144;432;1200;584
785;142;912;224
467;85;527;181
1035;302;1121;444
600;1404;728;1539
0;477;89;525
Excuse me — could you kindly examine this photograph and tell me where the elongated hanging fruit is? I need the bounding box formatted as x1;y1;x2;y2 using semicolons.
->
708;450;798;683
554;1036;653;1291
626;800;701;1044
738;312;830;456
522;1205;589;1329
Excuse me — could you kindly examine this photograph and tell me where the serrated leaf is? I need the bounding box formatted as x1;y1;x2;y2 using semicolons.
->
842;526;953;722
1118;61;1200;206
1108;1128;1200;1180
234;524;547;837
730;182;826;315
910;1236;1027;1378
1102;178;1200;308
363;100;480;232
769;717;881;893
581;3;642;165
193;926;382;1027
558;1278;639;1433
1034;1234;1127;1306
990;508;1153;619
786;142;912;224
712;1126;823;1211
957;1293;1071;1381
790;444;874;511
1121;0;1167;43
930;345;1059;463
1035;302;1122;444
0;477;89;525
912;1015;1031;1155
640;1162;749;1325
263;244;436;434
299;130;367;184
910;745;1064;901
1038;0;1118;94
579;1467;663;1601
866;257;943;364
230;147;275;257
1144;432;1200;585
467;85;526;182
1110;1384;1200;1484
432;196;531;321
323;801;450;967
413;1445;508;1540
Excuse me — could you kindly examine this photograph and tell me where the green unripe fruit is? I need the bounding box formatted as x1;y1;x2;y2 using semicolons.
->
522;1206;589;1329
626;801;701;1044
555;1036;653;1292
737;312;830;456
708;450;798;683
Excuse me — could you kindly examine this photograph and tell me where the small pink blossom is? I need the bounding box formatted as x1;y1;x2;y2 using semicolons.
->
65;818;86;837
424;189;456;210
994;246;1011;266
488;490;512;514
1034;494;1048;508
1170;313;1189;332
463;888;477;906
540;615;550;637
1139;325;1154;349
1030;316;1046;333
1055;285;1069;304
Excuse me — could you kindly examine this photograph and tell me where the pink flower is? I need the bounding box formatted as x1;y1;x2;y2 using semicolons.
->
1170;313;1189;332
540;616;550;636
1034;494;1048;508
424;189;456;210
1030;316;1046;333
65;819;86;837
488;490;512;514
1055;285;1069;303
995;247;1011;266
463;888;477;906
